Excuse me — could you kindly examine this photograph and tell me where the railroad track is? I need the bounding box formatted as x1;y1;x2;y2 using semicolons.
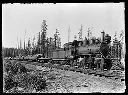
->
8;59;125;82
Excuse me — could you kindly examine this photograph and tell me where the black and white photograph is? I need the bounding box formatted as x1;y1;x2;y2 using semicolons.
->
2;3;125;93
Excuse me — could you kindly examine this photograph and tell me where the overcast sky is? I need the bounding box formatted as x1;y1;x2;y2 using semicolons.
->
2;3;125;48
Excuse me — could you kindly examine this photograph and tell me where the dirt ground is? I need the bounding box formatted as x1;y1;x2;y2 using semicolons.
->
24;64;125;93
45;68;125;93
4;60;125;93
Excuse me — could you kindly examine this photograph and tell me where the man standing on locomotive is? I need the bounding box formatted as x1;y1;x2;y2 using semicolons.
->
100;33;112;71
72;36;78;58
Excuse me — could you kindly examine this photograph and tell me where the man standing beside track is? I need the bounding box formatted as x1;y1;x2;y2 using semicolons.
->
88;55;93;69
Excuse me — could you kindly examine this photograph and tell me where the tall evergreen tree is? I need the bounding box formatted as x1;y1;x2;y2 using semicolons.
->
54;29;61;49
24;40;26;50
37;32;41;54
27;38;31;55
78;25;83;41
40;20;47;57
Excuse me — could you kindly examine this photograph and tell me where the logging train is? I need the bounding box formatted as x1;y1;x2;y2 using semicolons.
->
10;31;120;71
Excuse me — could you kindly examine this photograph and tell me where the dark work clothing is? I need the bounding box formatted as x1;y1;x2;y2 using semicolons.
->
104;59;112;70
72;40;78;47
104;34;111;44
100;42;110;58
71;40;78;56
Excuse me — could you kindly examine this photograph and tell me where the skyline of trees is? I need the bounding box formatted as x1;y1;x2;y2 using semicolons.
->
2;20;125;58
2;20;62;58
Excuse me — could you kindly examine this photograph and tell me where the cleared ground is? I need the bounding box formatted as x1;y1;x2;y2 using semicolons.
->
3;60;125;93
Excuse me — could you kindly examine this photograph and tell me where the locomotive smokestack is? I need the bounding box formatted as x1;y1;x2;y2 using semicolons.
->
101;31;105;42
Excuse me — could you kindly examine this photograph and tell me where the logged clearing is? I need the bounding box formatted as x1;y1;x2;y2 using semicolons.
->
41;68;125;93
3;60;125;93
